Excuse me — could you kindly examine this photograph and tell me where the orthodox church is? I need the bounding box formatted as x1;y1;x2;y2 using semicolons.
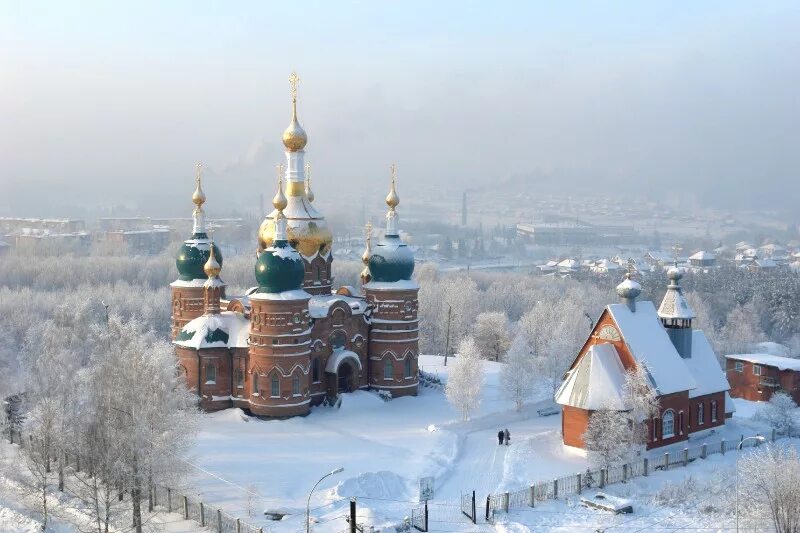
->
170;74;419;417
555;267;733;450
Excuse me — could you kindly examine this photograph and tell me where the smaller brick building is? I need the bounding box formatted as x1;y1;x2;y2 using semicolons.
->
725;354;800;403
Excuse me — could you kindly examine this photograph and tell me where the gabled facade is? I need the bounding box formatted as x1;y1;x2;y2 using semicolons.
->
556;269;732;450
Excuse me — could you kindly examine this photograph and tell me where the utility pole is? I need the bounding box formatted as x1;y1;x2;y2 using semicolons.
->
444;305;452;367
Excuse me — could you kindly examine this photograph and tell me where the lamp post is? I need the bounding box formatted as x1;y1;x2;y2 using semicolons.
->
735;435;766;532
307;467;344;533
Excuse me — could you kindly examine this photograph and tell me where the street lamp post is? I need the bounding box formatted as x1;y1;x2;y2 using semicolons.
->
735;435;766;532
307;467;344;533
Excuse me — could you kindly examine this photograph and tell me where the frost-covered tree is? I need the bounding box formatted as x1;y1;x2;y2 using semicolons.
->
445;337;484;420
582;406;634;469
760;392;799;436
719;301;766;355
740;444;800;533
472;312;510;361
622;365;660;447
500;334;536;411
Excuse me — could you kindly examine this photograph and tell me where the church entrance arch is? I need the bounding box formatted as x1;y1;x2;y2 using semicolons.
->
325;350;362;397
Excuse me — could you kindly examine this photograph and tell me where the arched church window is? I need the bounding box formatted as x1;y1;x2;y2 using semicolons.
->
404;357;412;378
205;364;216;385
234;368;244;388
662;410;675;439
292;375;300;396
384;360;393;380
270;374;280;398
253;373;259;395
312;358;320;383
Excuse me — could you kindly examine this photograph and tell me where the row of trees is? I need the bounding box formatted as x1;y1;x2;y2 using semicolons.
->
5;310;198;532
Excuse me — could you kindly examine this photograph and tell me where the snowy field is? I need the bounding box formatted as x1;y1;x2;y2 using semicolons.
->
185;355;790;532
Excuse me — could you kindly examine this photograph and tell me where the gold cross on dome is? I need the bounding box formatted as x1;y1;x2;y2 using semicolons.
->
671;243;682;265
626;258;636;276
195;162;203;184
305;162;311;179
289;72;300;102
365;221;372;240
390;162;397;183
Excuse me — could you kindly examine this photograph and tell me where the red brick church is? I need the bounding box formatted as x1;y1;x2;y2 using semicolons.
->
169;74;419;417
555;268;733;450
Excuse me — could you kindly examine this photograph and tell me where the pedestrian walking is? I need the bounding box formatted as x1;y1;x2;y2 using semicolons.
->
497;430;504;445
504;428;510;445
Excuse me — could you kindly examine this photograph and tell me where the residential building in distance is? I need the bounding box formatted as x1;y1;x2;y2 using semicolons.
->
725;353;800;404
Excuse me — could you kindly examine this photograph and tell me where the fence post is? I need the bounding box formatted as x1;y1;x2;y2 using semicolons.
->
683;448;688;467
350;498;357;533
622;464;628;482
721;438;726;455
529;485;535;507
183;496;189;520
599;469;606;488
772;428;776;442
577;473;582;495
756;433;762;446
701;443;707;459
503;492;509;512
199;502;205;527
236;518;241;533
217;509;222;533
167;488;173;513
485;495;490;521
643;458;649;476
664;452;669;470
471;491;476;524
553;479;558;499
425;501;429;531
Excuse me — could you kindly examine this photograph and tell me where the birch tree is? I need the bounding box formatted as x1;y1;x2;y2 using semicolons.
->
622;365;660;447
583;406;634;469
500;334;536;411
472;312;510;361
445;337;484;420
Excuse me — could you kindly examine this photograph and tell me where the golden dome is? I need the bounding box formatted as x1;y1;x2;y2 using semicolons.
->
203;242;221;278
192;163;206;206
361;221;372;265
258;217;333;257
273;177;288;212
304;164;314;202
282;72;308;152
386;163;399;209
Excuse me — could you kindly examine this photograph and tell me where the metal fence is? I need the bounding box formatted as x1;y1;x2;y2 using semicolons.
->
485;430;775;517
151;483;264;533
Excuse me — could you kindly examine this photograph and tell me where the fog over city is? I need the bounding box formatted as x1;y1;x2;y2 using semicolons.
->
2;1;799;217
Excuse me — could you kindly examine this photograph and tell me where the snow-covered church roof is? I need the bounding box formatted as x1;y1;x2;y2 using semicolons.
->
607;301;697;395
174;311;249;349
555;343;628;410
684;331;730;398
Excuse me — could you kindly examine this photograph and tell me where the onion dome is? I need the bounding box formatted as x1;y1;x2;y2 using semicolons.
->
667;266;683;282
368;165;415;283
305;165;315;202
360;222;372;285
204;241;222;279
282;72;308;152
659;266;695;320
254;179;306;293
616;272;642;301
176;165;223;281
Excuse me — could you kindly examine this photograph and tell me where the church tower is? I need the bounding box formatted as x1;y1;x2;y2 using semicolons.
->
170;164;223;338
249;176;313;417
364;165;419;397
658;266;695;358
257;72;333;295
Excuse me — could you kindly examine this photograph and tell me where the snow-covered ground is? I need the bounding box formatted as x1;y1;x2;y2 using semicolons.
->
186;356;789;532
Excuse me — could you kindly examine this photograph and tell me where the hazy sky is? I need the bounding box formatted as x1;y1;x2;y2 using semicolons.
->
1;1;799;217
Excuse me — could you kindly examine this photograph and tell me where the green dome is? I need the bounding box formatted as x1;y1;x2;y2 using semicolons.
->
254;240;305;293
176;236;223;281
368;235;415;282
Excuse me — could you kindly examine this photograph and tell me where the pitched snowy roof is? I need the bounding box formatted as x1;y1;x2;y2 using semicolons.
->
555;343;628;410
174;311;249;349
684;331;730;398
724;353;800;372
607;301;697;395
689;251;715;261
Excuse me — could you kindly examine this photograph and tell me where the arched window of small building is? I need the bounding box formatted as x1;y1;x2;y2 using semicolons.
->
404;357;412;378
234;368;244;389
312;358;320;383
711;400;718;423
270;374;280;398
698;402;705;426
205;364;217;385
253;373;259;396
384;360;393;380
292;375;300;396
662;410;675;439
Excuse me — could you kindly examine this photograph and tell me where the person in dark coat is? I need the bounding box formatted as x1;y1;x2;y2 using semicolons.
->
504;428;510;445
497;430;504;445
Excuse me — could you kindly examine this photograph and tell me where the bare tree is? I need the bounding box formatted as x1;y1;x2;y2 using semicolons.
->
622;365;660;447
472;312;511;361
445;337;484;420
740;444;800;533
500;334;536;411
582;406;634;469
760;392;799;436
